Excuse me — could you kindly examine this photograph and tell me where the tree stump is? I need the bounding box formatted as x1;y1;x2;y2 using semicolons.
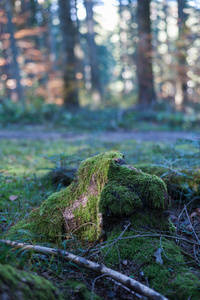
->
6;151;169;243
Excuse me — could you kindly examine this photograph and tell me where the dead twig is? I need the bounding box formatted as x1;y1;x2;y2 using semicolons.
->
100;222;130;263
0;239;168;300
184;205;200;243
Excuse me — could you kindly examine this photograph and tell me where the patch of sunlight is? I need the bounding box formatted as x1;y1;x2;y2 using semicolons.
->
158;44;168;55
158;31;167;43
110;81;124;93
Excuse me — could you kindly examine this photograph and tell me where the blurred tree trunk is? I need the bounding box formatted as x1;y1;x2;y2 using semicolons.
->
58;0;79;108
175;0;188;107
118;0;128;95
5;0;24;102
84;0;102;106
48;5;58;71
0;11;11;99
74;0;85;85
136;0;156;107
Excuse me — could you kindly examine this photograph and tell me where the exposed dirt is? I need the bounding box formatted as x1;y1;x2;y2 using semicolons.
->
0;128;199;143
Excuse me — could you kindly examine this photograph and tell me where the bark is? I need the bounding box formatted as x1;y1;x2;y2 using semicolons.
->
175;0;188;106
5;0;24;102
58;0;79;108
136;0;156;107
48;5;58;69
0;16;11;99
84;0;102;105
0;239;169;300
118;0;127;95
74;0;85;83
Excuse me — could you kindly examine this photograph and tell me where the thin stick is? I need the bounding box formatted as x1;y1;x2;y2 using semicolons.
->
184;205;200;243
100;222;130;263
0;239;168;300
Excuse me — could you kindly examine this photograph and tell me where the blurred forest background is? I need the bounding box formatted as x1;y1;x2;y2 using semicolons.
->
0;0;200;129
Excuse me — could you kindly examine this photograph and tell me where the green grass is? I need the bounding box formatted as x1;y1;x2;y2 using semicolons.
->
1;136;199;231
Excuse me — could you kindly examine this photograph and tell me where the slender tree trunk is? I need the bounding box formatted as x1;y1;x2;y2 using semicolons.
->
58;0;79;108
84;0;102;105
175;0;188;107
0;13;11;99
74;0;85;83
48;5;58;70
119;0;127;95
136;0;156;107
5;0;24;102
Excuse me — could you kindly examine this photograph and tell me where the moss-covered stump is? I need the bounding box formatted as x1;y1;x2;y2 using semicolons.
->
5;151;169;243
0;264;62;300
104;230;200;300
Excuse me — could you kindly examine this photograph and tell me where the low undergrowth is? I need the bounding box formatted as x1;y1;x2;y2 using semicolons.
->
1;100;200;131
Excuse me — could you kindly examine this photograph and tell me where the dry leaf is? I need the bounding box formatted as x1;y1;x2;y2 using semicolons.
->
170;214;177;220
9;195;18;201
186;224;193;231
154;248;163;265
190;212;198;218
196;208;200;216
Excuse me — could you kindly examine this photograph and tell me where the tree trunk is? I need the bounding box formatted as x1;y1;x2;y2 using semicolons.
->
136;0;156;107
175;0;188;107
58;0;79;108
84;0;102;105
5;0;24;102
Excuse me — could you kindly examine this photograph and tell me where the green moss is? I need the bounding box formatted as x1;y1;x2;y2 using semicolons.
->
5;151;123;243
65;280;102;300
104;231;200;300
170;273;200;300
101;163;168;215
136;163;200;202
5;151;168;243
0;263;63;300
76;151;124;193
100;183;142;216
129;210;171;231
73;195;101;240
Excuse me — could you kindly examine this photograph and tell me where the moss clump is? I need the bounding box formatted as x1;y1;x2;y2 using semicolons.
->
102;164;168;213
136;163;200;202
104;231;200;300
5;151;123;243
170;273;200;300
0;263;63;300
100;183;142;216
5;151;168;243
64;280;102;300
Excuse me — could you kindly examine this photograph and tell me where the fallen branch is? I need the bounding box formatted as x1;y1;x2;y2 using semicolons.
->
0;239;168;300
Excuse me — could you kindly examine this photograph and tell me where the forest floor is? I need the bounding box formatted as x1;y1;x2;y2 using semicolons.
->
0;127;199;143
1;126;200;299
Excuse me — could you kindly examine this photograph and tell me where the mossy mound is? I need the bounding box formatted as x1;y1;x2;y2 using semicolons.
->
5;151;169;243
104;230;200;300
135;164;200;202
0;263;62;300
64;280;102;300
